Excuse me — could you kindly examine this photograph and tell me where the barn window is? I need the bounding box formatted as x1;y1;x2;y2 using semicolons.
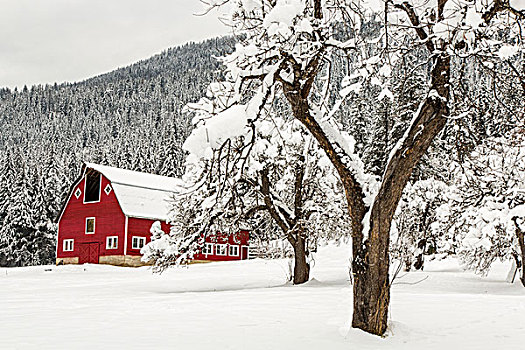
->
106;236;118;250
74;188;82;199
203;243;214;255
85;217;95;234
63;239;74;252
229;245;239;257
84;171;101;203
132;236;146;249
104;184;112;195
216;244;227;256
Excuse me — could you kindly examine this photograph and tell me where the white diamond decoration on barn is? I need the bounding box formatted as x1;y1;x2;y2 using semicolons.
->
74;188;81;199
104;184;112;195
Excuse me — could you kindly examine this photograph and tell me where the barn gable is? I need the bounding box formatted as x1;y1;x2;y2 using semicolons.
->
84;163;183;221
58;163;183;223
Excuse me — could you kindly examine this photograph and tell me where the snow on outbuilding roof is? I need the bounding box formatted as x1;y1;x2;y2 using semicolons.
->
84;163;183;221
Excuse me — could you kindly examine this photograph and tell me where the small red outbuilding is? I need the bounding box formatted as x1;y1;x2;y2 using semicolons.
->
56;163;250;266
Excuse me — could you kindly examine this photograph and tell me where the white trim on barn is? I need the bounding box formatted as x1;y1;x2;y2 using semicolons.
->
241;245;250;260
104;184;112;195
106;236;118;250
124;216;129;256
56;224;60;257
204;242;214;257
229;245;239;257
83;173;102;204
131;236;146;250
85;217;96;234
63;239;74;252
216;244;227;256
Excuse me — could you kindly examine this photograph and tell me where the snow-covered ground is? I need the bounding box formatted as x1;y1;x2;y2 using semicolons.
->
1;244;524;349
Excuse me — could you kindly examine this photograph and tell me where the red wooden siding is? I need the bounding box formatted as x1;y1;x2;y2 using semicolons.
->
57;174;126;260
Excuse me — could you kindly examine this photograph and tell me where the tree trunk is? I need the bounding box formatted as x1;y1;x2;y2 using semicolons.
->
293;236;310;285
515;218;525;287
351;220;391;335
352;54;451;336
280;39;450;335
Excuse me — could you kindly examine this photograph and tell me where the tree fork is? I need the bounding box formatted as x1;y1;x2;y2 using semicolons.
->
279;8;453;336
351;55;451;335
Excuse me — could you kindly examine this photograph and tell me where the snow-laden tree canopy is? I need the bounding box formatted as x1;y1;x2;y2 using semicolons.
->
144;107;352;279
154;0;523;335
190;0;524;226
437;130;525;277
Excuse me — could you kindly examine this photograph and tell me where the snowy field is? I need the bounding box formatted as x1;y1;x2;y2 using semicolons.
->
1;245;524;350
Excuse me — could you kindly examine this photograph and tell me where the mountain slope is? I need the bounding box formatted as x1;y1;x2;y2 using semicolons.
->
0;36;235;266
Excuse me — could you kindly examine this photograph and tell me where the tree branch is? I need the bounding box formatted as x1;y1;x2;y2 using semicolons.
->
260;167;297;245
394;2;435;53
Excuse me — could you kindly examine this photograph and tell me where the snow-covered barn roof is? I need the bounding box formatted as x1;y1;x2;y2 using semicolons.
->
84;163;183;221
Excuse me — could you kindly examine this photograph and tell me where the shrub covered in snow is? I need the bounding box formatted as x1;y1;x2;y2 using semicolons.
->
436;130;525;281
392;179;457;271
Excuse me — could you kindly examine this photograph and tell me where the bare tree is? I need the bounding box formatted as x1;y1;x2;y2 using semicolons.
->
192;0;523;335
144;108;350;284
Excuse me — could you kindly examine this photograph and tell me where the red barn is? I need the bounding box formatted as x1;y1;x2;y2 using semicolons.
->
56;163;250;266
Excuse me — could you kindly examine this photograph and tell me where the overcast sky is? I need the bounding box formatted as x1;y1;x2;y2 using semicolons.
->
0;0;229;89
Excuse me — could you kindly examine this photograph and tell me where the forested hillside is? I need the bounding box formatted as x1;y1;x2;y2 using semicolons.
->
0;37;235;266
